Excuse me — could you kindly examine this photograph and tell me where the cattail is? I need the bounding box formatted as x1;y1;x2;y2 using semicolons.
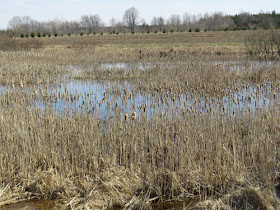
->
124;114;128;121
132;112;137;120
248;96;252;103
19;81;23;88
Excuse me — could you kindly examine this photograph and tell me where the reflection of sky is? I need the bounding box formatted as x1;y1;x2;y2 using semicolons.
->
0;60;279;120
34;78;279;120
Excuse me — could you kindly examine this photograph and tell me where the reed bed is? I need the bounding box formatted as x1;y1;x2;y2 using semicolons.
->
0;34;280;209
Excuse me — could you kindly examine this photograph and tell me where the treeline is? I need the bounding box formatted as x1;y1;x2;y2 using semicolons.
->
6;10;280;37
232;11;280;29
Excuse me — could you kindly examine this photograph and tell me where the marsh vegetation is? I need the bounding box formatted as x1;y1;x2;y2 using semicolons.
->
0;30;280;209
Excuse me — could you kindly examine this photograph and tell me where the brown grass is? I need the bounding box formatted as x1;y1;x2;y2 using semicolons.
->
0;34;43;51
0;30;280;209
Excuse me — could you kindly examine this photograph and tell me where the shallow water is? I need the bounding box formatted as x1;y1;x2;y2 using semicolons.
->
69;60;280;77
1;60;280;119
99;62;150;71
1;200;61;210
212;60;280;73
30;78;279;121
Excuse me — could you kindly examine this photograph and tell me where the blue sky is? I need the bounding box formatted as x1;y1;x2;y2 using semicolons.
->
0;0;279;29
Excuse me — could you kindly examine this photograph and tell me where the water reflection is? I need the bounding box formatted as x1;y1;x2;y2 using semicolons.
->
32;79;279;120
1;61;279;120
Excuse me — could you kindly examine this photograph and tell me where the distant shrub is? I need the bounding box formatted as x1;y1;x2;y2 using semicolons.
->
155;30;157;33
243;27;249;30
54;32;58;37
93;32;96;35
43;33;46;37
224;28;229;31
170;29;174;33
189;28;192;32
61;33;64;36
112;29;116;34
234;27;242;31
195;28;200;32
20;33;24;38
100;32;103;35
204;29;207;32
163;29;166;33
147;30;150;33
80;32;84;36
68;33;71;37
31;32;35;38
25;34;29;38
116;32;119;34
48;33;51;37
253;26;257;30
37;33;41;37
87;33;89;36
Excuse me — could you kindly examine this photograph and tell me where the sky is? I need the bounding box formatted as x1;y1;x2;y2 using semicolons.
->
0;0;279;29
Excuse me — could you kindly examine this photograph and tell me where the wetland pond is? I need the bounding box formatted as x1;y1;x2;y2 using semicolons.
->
35;60;280;119
1;60;279;120
2;60;280;209
33;79;278;118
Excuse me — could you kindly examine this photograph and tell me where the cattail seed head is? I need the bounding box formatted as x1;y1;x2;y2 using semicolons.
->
248;96;252;103
19;81;23;88
132;112;137;120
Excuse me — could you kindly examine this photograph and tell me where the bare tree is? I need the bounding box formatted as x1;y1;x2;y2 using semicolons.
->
115;21;124;33
123;7;139;33
151;17;157;26
151;16;165;32
8;16;22;36
80;14;103;33
92;15;104;31
20;16;33;34
140;18;147;26
157;17;165;32
80;15;90;32
182;13;191;30
168;14;181;31
110;18;116;27
48;18;63;35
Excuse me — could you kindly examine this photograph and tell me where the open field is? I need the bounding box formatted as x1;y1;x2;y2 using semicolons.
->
0;30;280;209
